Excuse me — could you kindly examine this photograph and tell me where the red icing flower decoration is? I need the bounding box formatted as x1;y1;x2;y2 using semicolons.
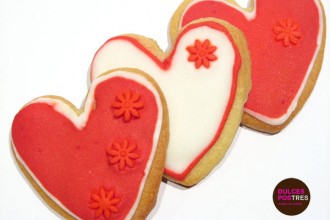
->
107;139;139;170
273;18;302;47
112;91;144;122
89;187;120;219
186;39;217;69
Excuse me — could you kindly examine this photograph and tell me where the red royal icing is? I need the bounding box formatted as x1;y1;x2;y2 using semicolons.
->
112;91;144;122
107;139;140;170
92;21;241;180
89;187;120;219
187;39;218;68
181;0;321;119
12;76;159;219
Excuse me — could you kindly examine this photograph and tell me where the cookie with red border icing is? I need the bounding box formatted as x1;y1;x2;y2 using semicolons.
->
11;68;169;219
90;19;251;186
170;0;326;134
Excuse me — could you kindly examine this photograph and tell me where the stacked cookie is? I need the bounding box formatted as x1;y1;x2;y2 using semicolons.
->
11;0;325;219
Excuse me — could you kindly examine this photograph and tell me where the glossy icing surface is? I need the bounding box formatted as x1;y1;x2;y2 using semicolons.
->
12;71;163;219
91;21;241;180
180;0;323;125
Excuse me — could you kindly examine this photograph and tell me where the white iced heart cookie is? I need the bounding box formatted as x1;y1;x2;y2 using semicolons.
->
91;19;251;186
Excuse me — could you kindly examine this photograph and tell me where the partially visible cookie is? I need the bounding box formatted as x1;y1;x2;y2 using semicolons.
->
91;19;251;186
171;0;326;134
11;68;169;219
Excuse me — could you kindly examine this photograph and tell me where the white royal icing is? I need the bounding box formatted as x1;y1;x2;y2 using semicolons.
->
181;0;324;126
91;25;236;176
21;70;163;219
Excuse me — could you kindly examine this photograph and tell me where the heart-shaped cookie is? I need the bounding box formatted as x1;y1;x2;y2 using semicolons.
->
91;20;251;186
171;0;326;133
11;69;168;219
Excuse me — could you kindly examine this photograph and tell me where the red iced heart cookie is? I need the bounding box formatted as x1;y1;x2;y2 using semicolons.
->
90;20;251;186
172;0;326;133
11;69;168;219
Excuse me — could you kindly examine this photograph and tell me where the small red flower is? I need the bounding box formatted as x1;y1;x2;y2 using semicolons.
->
112;91;144;122
107;139;139;170
186;39;217;69
89;187;120;219
273;18;302;47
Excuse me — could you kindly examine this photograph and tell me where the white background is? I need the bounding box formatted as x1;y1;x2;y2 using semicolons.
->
0;0;329;219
